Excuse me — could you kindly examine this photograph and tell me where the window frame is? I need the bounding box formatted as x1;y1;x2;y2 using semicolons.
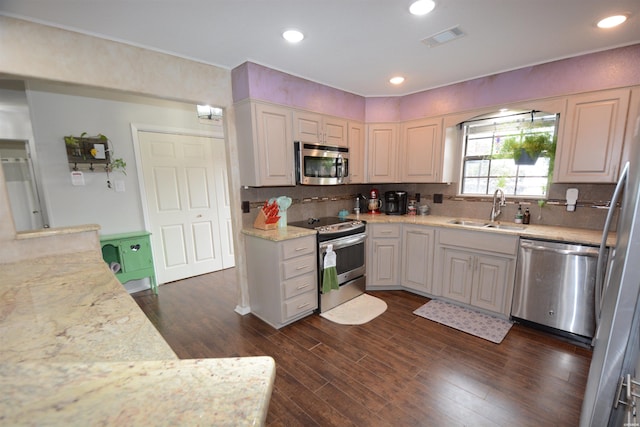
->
457;109;559;199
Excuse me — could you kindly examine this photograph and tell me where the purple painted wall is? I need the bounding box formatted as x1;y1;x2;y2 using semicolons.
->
232;62;366;121
232;44;640;123
399;44;640;121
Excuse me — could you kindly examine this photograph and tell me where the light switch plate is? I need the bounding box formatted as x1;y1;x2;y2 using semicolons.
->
114;180;125;192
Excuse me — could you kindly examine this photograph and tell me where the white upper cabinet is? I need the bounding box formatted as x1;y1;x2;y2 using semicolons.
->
367;123;399;183
293;111;348;147
348;121;366;184
399;117;443;183
555;88;631;183
235;100;295;187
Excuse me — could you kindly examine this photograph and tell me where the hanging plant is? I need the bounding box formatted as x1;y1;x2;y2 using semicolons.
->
495;131;556;165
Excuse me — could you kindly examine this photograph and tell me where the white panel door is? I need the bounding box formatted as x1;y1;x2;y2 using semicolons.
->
139;131;233;284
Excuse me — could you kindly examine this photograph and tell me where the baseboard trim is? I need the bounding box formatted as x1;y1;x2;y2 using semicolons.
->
234;305;251;315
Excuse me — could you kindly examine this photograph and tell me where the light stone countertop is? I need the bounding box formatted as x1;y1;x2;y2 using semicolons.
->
2;358;275;426
353;213;615;247
243;214;615;247
241;225;317;241
15;223;101;240
0;250;275;426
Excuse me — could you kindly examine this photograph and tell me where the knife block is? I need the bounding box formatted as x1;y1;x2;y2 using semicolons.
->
253;209;278;230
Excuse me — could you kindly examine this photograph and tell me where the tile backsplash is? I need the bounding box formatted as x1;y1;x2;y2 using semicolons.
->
241;182;617;231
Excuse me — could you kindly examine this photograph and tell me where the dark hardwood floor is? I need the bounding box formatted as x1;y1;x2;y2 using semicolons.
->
133;268;592;426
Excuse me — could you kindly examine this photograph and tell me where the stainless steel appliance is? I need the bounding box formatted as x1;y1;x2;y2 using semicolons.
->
289;217;366;312
295;142;349;185
511;239;604;341
580;107;640;425
384;191;407;215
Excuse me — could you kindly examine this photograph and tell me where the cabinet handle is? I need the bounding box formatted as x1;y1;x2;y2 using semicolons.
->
297;302;311;309
296;283;311;290
296;265;309;271
294;247;307;252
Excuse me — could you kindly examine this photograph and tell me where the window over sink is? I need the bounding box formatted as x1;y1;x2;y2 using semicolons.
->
459;110;558;198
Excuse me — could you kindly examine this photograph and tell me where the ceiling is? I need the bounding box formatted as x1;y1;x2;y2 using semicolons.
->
2;0;640;97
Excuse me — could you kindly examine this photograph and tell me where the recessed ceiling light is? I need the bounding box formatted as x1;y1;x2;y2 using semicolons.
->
390;76;405;85
597;14;628;28
409;0;436;16
282;29;304;43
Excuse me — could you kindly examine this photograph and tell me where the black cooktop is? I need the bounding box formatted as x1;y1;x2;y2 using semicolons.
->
289;216;352;229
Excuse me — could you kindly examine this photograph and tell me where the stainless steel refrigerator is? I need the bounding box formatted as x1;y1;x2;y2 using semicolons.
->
580;110;640;426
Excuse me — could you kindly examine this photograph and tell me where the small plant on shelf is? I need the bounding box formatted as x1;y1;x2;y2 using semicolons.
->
63;132;127;188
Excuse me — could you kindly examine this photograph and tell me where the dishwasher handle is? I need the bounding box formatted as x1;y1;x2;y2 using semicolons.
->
520;240;599;257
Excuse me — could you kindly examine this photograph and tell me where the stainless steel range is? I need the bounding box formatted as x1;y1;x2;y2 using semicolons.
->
288;217;366;313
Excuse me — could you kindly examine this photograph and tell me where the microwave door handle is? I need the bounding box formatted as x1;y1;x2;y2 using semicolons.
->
337;154;344;179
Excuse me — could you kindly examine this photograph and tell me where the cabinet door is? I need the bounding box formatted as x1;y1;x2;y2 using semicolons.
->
440;247;473;304
348;121;366;184
255;103;295;186
368;238;400;288
471;255;510;314
368;123;398;183
293;111;322;143
401;225;434;293
400;118;443;183
555;88;630;183
324;117;348;147
120;237;153;272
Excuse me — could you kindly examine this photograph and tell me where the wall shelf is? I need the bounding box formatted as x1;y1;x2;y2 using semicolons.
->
65;136;111;171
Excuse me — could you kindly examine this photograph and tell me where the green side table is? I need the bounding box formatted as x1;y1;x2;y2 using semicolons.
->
100;231;157;294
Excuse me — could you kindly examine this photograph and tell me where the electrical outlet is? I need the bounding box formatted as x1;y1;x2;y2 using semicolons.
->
241;201;250;213
433;194;443;204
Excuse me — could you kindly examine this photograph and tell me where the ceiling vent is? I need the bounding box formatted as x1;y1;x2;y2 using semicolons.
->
421;26;465;47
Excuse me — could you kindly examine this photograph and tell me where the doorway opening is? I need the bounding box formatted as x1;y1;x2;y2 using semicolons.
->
0;139;45;231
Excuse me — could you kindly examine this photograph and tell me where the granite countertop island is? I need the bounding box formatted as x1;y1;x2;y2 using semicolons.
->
0;247;275;426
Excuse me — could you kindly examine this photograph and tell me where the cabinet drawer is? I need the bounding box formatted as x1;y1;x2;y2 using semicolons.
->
283;291;317;320
371;224;401;238
282;273;316;299
282;254;316;280
438;229;517;256
281;236;316;260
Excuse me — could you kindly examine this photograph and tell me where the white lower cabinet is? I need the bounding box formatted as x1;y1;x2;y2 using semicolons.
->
366;223;401;289
435;228;517;316
401;225;435;294
245;234;317;329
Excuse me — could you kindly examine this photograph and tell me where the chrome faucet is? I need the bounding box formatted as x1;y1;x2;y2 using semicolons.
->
490;188;506;221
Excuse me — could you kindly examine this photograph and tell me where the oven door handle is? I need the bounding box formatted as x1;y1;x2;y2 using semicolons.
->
319;233;366;251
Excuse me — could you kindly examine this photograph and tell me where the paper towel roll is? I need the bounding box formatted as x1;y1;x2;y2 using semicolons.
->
110;262;121;274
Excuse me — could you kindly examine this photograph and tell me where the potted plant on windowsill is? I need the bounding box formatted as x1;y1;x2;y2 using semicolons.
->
497;132;556;165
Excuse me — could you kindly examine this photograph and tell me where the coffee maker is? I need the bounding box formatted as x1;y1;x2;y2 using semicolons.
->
384;191;408;215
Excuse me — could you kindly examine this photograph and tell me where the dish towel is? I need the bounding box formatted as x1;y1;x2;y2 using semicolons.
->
322;244;339;293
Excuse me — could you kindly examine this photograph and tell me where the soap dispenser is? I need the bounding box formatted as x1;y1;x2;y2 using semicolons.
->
515;204;523;224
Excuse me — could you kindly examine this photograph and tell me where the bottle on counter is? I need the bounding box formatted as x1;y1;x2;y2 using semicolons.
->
515;204;523;224
523;207;531;224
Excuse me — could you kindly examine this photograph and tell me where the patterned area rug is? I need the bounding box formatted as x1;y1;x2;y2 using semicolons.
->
413;299;513;344
320;294;388;325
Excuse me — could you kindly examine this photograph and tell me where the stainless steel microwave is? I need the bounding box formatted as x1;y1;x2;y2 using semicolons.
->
295;142;349;185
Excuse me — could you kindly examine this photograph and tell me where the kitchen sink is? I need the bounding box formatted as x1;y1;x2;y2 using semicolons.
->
447;219;490;227
484;223;526;231
447;219;525;231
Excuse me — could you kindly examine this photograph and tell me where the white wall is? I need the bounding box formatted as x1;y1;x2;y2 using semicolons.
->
26;80;221;235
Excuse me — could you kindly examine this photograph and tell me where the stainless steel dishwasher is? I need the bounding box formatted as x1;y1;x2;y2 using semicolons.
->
511;238;605;340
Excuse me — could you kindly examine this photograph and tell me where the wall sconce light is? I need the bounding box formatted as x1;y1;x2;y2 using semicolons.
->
197;104;224;120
